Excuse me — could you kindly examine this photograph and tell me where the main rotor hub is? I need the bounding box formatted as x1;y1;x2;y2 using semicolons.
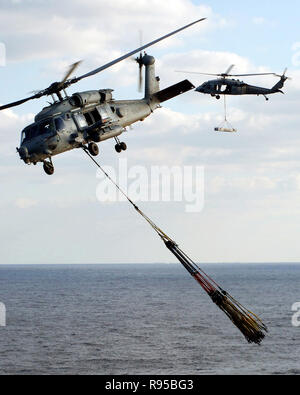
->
141;54;155;66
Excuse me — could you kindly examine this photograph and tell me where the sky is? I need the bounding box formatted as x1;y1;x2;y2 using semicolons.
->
1;0;300;264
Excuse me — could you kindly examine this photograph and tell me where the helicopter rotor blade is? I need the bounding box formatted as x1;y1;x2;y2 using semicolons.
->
138;64;143;92
0;18;206;111
137;31;144;92
74;18;207;83
137;55;144;93
175;70;221;77
0;62;82;111
139;30;144;48
61;61;82;84
228;73;276;77
176;70;278;78
223;64;235;76
0;92;43;111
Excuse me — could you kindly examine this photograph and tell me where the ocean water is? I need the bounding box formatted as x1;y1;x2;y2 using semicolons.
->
0;263;299;375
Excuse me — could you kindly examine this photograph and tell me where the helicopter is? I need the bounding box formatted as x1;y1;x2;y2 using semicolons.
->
176;65;290;101
0;18;206;175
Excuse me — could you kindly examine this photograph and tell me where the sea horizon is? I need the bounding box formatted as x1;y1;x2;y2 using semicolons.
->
1;263;299;375
1;262;300;266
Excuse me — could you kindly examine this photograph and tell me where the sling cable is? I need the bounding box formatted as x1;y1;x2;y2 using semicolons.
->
83;148;268;345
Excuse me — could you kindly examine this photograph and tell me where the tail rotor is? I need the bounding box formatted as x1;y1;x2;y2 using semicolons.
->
273;68;291;82
272;68;291;92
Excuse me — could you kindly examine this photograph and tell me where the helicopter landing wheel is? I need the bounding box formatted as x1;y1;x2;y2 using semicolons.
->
120;142;127;151
88;142;99;157
216;95;221;100
115;144;122;153
115;142;127;153
43;160;54;176
114;136;127;153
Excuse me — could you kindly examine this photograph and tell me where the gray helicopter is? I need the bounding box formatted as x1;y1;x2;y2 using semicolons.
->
0;18;206;175
177;65;290;101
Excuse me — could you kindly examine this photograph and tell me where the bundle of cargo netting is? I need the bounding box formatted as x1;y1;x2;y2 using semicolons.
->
84;148;268;345
164;240;267;345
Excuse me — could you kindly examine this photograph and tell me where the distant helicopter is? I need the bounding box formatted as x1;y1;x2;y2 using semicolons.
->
176;65;290;101
0;18;206;175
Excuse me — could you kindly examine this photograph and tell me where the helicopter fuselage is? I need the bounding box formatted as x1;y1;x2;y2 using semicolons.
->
17;55;195;175
195;78;283;98
17;89;159;165
0;19;205;175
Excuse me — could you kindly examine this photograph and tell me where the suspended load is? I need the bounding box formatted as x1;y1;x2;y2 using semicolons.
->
84;148;268;345
164;240;267;344
214;95;237;133
214;123;237;133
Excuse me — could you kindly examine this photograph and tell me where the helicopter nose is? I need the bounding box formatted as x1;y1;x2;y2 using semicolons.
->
18;146;30;164
196;86;204;93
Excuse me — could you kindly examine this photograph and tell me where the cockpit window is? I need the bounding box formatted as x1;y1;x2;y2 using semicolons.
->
39;120;52;135
21;127;30;144
55;117;65;132
21;124;38;143
74;113;88;129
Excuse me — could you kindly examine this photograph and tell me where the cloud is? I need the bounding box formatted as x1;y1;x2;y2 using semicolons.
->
15;197;38;209
252;17;266;25
251;16;278;27
1;1;300;264
0;108;34;156
1;0;219;63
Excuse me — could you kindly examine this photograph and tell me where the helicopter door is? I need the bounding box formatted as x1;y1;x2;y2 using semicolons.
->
83;112;94;126
231;85;243;95
82;109;103;126
90;108;101;123
73;113;88;129
215;83;227;93
220;84;227;92
96;106;111;124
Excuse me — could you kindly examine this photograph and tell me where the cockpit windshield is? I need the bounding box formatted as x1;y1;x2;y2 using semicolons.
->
39;120;52;135
54;117;65;132
21;119;54;144
21;124;38;144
